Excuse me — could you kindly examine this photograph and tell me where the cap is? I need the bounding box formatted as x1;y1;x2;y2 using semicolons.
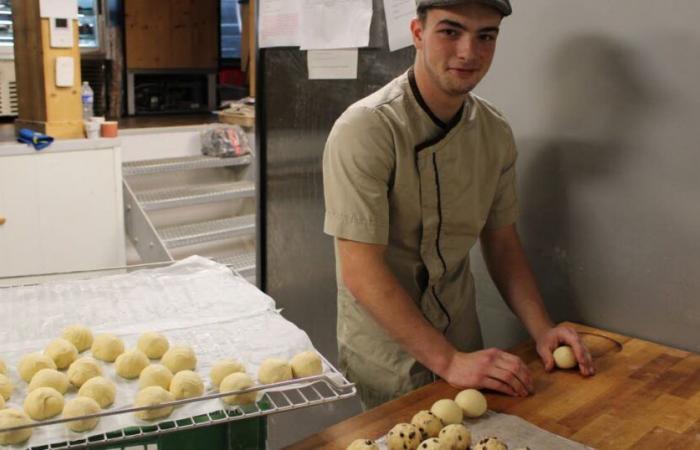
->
416;0;512;17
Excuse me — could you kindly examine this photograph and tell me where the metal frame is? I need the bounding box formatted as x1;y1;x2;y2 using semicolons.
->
126;69;218;116
123;180;173;263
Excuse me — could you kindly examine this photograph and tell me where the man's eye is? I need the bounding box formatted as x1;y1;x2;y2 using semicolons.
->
480;34;496;42
439;29;458;37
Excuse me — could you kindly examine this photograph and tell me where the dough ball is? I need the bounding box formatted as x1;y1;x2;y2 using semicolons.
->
63;397;101;432
0;395;4;409
0;359;6;374
161;346;197;374
45;338;79;370
346;438;379;450
439;424;471;450
290;351;323;378
430;399;463;426
115;349;149;379
18;353;57;382
0;408;33;445
137;332;169;359
386;423;421;450
24;386;64;420
134;386;175;420
0;374;13;400
418;438;444;450
67;357;103;388
553;345;577;369
210;360;245;388
454;389;487;418
28;369;69;394
62;325;93;353
169;370;204;400
220;372;257;406
411;410;442;440
473;437;507;450
78;376;116;408
139;364;173;390
257;358;292;384
91;334;125;362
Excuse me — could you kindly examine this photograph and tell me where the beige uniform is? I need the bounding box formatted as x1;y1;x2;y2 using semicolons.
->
323;69;519;407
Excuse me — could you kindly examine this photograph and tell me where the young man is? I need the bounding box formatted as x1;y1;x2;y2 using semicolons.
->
323;0;595;408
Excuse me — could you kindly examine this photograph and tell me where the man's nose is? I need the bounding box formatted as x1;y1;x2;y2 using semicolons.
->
456;36;478;61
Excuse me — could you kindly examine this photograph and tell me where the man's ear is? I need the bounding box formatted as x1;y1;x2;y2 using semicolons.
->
410;18;424;50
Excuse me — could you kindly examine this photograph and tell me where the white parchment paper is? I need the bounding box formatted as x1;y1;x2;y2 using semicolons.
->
0;256;325;449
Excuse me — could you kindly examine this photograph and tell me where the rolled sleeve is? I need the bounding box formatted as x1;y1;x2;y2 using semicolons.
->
323;107;395;245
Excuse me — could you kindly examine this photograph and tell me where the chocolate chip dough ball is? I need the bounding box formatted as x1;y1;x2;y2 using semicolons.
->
411;410;442;440
473;437;508;450
439;424;471;450
63;397;101;432
62;325;93;353
0;409;33;445
418;438;445;450
346;438;379;450
386;423;421;450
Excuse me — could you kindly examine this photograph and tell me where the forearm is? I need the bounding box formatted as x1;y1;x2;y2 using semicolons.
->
338;240;456;377
481;226;554;340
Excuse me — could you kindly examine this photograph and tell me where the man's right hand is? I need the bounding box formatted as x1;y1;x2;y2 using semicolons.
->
440;348;534;397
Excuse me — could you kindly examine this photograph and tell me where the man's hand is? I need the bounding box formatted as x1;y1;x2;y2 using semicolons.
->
535;325;595;376
440;349;534;397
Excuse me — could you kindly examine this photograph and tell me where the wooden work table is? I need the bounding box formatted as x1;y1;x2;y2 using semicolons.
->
288;322;700;450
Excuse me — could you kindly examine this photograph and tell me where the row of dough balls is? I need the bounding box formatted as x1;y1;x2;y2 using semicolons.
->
347;389;528;450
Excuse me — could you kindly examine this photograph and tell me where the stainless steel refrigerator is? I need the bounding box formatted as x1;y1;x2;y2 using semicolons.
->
256;1;416;447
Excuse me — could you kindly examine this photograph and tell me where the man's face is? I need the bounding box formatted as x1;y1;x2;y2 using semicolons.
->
412;3;503;97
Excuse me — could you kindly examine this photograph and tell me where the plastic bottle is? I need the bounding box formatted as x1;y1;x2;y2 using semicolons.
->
81;81;94;120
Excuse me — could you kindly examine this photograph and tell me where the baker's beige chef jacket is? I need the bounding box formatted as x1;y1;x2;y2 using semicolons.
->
323;68;519;408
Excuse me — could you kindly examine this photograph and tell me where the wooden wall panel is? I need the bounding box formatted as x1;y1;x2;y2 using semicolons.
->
125;0;217;70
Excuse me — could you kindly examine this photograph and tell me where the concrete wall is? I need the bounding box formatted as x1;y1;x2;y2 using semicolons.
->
473;1;700;352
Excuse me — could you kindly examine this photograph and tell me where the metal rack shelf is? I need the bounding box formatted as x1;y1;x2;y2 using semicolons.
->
0;358;355;450
137;181;256;211
215;251;256;280
158;215;255;249
123;155;253;176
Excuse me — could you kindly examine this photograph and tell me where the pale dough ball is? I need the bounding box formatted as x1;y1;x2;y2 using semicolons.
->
137;332;170;359
418;438;444;450
139;364;173;390
257;358;292;384
290;351;323;378
553;345;577;369
439;424;471;450
115;349;149;379
134;386;175;420
0;374;13;400
18;353;57;382
169;370;204;400
67;357;103;388
28;369;69;394
386;423;421;450
45;338;79;370
454;389;487;418
0;359;6;374
91;334;125;362
24;386;64;420
220;372;257;406
210;360;245;388
161;346;197;374
78;376;116;408
62;325;93;353
411;410;442;440
473;437;507;450
0;395;4;409
63;397;101;432
0;408;33;445
346;438;379;450
430;399;463;426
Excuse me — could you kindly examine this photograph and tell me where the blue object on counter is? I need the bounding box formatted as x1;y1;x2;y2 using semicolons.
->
17;128;54;150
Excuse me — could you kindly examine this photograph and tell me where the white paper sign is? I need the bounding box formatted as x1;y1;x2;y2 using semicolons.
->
259;0;302;48
384;0;415;51
308;49;359;79
300;0;373;50
39;0;78;18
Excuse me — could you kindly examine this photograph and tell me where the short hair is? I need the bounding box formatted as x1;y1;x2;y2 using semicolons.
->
417;5;429;23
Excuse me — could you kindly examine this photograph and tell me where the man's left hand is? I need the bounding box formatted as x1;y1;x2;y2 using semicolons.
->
535;325;595;377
